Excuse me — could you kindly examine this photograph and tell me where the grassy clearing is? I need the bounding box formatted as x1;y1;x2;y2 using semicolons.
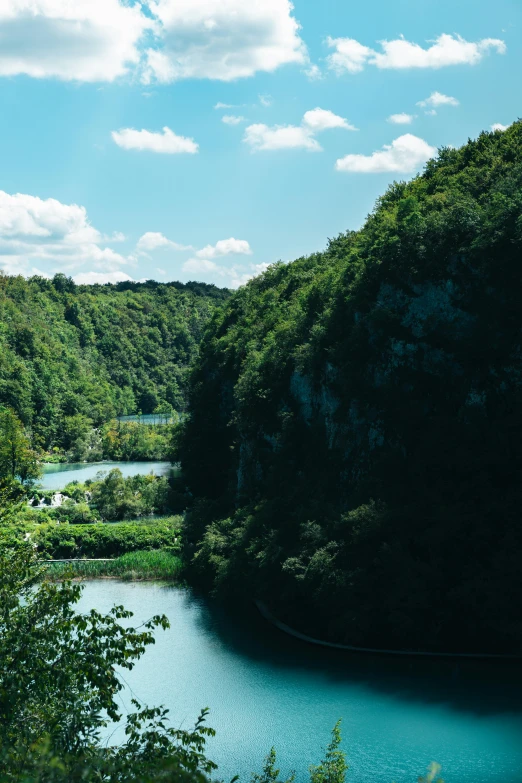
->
44;549;183;582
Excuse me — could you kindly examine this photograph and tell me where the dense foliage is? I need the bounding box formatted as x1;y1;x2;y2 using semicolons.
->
32;517;182;559
0;546;349;783
180;122;522;654
0;275;228;450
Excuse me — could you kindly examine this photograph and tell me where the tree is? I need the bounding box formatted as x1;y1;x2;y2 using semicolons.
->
0;545;217;782
0;407;40;483
90;468;128;520
252;748;295;783
309;721;348;783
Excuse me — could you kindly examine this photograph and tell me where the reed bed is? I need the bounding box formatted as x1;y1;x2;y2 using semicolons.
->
44;549;183;581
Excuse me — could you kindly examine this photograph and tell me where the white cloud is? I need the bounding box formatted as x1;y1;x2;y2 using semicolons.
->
214;102;234;109
156;267;167;276
491;122;509;131
0;189;130;276
182;257;269;289
136;232;193;252
0;0;152;82
258;94;273;107
74;271;134;285
387;113;414;125
327;33;505;74
304;63;322;80
417;91;459;108
336;134;436;174
195;237;252;259
326;37;374;74
302;107;358;132
144;0;307;83
222;115;246;125
244;123;321;151
244;106;356;152
112;126;199;154
105;231;126;242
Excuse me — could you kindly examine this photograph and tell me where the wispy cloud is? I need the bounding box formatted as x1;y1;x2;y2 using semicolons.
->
222;115;247;125
417;91;459;109
136;232;193;253
112;126;199;154
387;113;414;125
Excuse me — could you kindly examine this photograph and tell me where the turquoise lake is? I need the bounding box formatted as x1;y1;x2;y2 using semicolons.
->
78;580;522;783
40;461;173;490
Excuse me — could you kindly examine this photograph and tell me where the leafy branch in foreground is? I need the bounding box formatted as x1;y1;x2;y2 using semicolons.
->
0;545;215;782
309;721;348;783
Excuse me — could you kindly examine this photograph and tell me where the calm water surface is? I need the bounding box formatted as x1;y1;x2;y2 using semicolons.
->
40;461;172;490
78;581;522;783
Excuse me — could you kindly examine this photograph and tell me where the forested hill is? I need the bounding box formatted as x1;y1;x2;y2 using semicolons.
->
180;121;522;654
0;275;229;449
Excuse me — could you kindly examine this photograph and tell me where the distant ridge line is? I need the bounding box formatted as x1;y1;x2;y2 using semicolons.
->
255;601;522;660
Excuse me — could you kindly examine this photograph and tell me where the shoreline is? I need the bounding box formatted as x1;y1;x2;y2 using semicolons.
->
255;600;522;660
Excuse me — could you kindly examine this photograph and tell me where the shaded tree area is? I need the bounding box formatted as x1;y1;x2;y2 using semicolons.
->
179;122;522;654
0;276;229;450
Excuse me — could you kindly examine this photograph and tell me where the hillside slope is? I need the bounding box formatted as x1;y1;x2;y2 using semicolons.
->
0;275;229;449
180;122;522;654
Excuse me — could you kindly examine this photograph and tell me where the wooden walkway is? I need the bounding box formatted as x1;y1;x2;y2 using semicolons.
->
40;558;113;563
255;600;522;660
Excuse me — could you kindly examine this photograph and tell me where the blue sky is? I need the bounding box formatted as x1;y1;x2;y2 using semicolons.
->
0;0;520;288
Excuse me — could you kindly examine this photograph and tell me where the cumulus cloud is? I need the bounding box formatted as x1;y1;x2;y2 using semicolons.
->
195;237;252;260
244;106;356;152
1;0;310;85
387;113;414;125
417;91;459;108
302;107;358;131
0;189;130;277
327;33;505;74
0;0;152;81
491;122;509;131
325;37;374;74
112;126;199;154
143;0;307;83
244;124;321;152
136;232;193;253
222;115;246;125
214;102;235;109
335;134;436;174
258;94;273;107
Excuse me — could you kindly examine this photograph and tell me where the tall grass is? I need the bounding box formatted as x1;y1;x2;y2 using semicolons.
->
44;550;182;581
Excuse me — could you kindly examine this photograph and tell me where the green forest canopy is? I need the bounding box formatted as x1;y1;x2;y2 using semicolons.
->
0;275;229;450
179;121;522;654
